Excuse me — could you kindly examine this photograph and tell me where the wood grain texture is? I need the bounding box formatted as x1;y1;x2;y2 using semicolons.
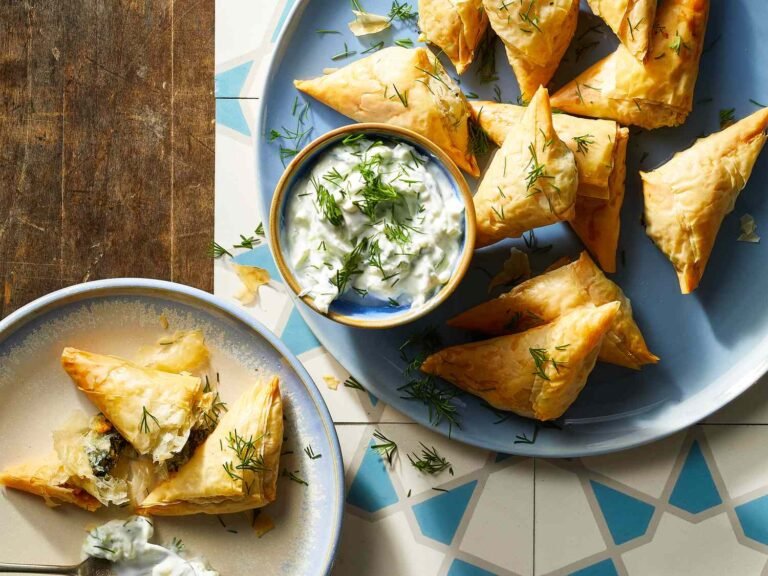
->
0;0;214;318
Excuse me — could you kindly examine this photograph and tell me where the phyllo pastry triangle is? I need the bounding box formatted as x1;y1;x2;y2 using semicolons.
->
586;0;658;60
474;87;578;247
52;412;130;506
423;302;621;420
0;453;101;511
550;0;709;129
641;107;768;293
294;47;479;176
418;0;489;74
471;100;620;200
137;376;283;516
61;347;205;463
482;0;579;100
449;251;658;369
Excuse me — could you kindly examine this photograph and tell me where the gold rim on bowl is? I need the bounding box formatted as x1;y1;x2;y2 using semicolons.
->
269;122;477;329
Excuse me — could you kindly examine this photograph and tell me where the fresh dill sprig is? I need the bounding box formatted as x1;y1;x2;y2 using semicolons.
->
371;429;398;464
388;0;417;23
518;0;541;34
332;42;357;61
750;99;767;108
344;376;365;390
469;115;490;156
331;237;368;294
140;406;160;434
514;425;539;444
304;444;322;460
255;222;265;236
626;16;645;41
399;377;460;431
316;29;341;35
395;38;414;48
522;229;552;254
719;108;736;129
572;134;595;155
270;96;312;165
524;143;551;191
208;241;233;259
407;443;453;475
363;41;385;54
392;83;409;107
169;537;184;553
384;221;411;245
282;468;309;486
669;31;689;55
311;176;344;226
529;347;551;380
233;229;262;249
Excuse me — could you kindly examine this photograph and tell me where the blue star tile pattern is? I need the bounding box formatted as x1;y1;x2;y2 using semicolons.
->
346;441;399;513
412;480;478;545
590;481;655;545
569;559;619;576
735;494;768;545
215;61;254;135
669;441;722;514
282;307;321;356
447;559;497;576
233;245;281;280
272;0;298;42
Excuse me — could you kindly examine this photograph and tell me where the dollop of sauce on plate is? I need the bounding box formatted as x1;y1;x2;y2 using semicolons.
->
284;135;465;313
83;516;218;576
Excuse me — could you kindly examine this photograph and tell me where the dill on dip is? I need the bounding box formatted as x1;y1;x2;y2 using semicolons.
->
284;135;464;313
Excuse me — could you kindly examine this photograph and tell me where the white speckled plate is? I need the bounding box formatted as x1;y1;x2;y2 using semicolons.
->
0;279;342;575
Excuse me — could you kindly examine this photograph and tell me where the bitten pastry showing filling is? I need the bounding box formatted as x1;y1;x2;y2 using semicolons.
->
0;327;284;519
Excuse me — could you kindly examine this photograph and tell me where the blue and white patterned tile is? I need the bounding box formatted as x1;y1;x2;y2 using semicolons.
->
535;461;607;575
460;459;534;576
621;513;767;576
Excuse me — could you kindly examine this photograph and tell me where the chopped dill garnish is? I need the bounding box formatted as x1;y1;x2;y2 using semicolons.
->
282;468;309;486
311;176;344;226
469;115;490;156
392;83;409;107
514;425;539;444
719;108;736;129
316;29;341;35
332;42;357;61
524;143;551;192
331;237;368;294
344;376;365;390
529;347;551;380
255;222;265;236
522;229;552;254
208;241;233;259
518;0;541;34
388;297;400;307
371;429;398;464
140;406;160;434
362;41;385;54
750;99;767;108
395;38;414;48
304;444;322;460
388;0;418;23
572;134;595;155
408;443;453;475
465;91;479;99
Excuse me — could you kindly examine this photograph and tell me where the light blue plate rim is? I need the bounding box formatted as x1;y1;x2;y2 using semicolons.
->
0;278;344;575
254;0;768;458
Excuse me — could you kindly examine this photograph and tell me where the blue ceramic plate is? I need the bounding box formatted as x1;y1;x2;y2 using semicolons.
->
256;0;768;457
0;280;343;575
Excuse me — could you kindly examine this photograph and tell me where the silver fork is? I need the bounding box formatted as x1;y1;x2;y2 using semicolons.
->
0;558;113;575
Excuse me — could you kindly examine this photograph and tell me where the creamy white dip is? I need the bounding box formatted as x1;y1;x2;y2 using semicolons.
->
83;516;217;576
284;136;464;313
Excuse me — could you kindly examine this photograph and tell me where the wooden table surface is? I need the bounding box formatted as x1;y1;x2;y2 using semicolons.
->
0;0;214;318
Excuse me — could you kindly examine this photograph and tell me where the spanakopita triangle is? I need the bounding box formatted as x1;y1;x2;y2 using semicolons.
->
137;376;283;516
418;0;488;74
551;0;709;129
482;0;579;100
61;347;204;463
294;47;479;176
641;107;768;293
424;302;620;421
474;86;578;247
449;252;657;369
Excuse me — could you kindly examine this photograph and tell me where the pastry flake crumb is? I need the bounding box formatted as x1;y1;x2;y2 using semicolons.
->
251;512;275;538
488;248;531;292
738;214;760;243
233;264;270;305
348;11;390;36
323;375;340;391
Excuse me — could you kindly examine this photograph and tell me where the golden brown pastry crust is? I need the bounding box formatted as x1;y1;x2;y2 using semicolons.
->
137;376;283;516
551;0;709;129
641;107;768;293
586;0;658;60
474;87;578;247
571;126;630;273
61;347;204;462
418;0;489;74
449;251;658;369
423;302;620;420
0;453;101;511
482;0;579;99
294;47;479;176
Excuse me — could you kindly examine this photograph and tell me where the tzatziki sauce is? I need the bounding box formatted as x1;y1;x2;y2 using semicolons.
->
284;135;465;313
83;516;218;576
